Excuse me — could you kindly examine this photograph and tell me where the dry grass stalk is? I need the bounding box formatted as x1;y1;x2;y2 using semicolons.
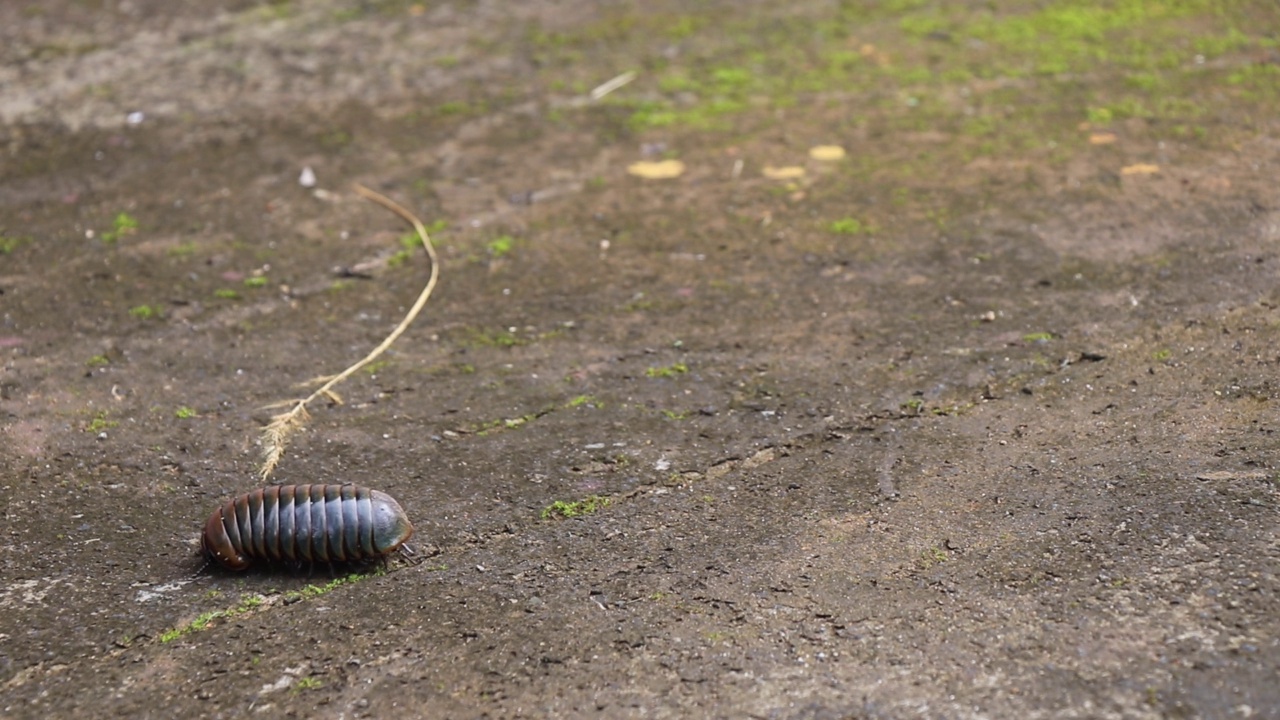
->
258;183;440;481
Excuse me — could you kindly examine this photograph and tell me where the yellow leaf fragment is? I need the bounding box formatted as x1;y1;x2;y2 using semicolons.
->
809;145;847;161
627;160;686;179
1089;132;1117;145
859;44;890;66
762;166;806;180
1121;163;1159;176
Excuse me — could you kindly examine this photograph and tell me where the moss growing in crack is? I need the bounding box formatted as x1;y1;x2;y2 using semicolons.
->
282;573;369;604
159;576;370;645
388;227;441;268
466;328;525;348
293;677;323;692
85;410;118;433
362;359;391;375
645;362;688;378
541;495;611;520
167;241;197;257
158;611;220;643
436;100;472;116
931;402;975;416
101;212;138;244
487;235;515;258
621;295;655;312
829;217;874;235
159;594;265;644
0;233;31;254
474;409;550;435
917;546;949;569
542;0;1270;175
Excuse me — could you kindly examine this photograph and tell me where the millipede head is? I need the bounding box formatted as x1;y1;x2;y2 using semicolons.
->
369;489;415;555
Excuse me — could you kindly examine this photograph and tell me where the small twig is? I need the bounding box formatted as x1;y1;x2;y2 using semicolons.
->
258;184;440;481
590;71;636;101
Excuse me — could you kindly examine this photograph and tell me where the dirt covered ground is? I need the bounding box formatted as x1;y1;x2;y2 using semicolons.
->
2;1;1279;717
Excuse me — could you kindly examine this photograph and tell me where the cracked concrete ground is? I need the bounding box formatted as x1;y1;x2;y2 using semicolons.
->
2;1;1279;718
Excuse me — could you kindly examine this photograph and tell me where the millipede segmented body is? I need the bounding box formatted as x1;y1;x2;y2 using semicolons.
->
201;484;414;571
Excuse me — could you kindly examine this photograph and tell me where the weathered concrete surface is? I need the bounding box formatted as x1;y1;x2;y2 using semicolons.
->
2;1;1278;717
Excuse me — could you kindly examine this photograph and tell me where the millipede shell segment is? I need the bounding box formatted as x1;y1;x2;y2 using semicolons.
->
201;484;414;571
